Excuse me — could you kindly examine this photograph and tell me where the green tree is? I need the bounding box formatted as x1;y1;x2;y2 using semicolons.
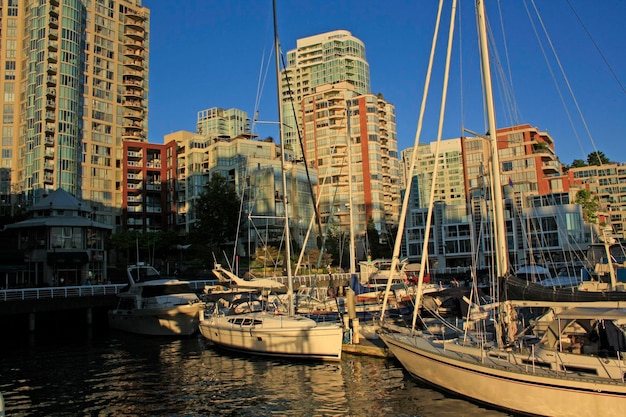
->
323;224;349;269
191;173;241;254
366;218;388;260
571;159;586;168
575;189;599;224
587;151;610;166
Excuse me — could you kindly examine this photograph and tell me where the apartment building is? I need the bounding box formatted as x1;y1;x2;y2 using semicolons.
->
568;163;626;240
402;125;589;272
165;128;318;256
300;82;400;244
0;0;150;228
122;140;176;232
196;107;251;138
400;138;466;209
282;30;370;158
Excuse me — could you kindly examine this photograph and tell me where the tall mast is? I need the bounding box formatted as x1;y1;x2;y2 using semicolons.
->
476;0;508;277
272;0;294;315
346;101;356;275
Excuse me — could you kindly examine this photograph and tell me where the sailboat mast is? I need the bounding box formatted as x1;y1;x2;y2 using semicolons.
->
272;0;294;315
476;0;508;277
346;102;357;275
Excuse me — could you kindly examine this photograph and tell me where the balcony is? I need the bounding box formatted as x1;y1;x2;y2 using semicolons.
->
124;27;144;41
123;70;144;80
44;136;55;147
49;28;58;40
49;16;59;28
49;4;59;17
123;87;142;99
46;99;56;109
46;75;56;86
123;99;143;110
124;13;146;30
127;150;142;158
124;39;145;50
124;59;143;70
47;64;57;74
123;48;145;60
44;149;55;158
48;40;58;51
123;110;143;121
45;111;55;122
122;130;145;141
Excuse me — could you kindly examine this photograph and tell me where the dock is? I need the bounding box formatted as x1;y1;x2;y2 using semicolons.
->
342;336;392;358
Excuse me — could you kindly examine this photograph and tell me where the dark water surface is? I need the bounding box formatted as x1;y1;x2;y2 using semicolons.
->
0;323;510;417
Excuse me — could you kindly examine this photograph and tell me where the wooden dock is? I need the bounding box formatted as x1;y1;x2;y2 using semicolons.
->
342;335;393;358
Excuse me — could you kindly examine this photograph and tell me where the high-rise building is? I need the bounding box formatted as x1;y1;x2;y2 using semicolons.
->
282;30;370;158
196;107;251;138
0;0;150;228
301;81;401;244
400;138;466;209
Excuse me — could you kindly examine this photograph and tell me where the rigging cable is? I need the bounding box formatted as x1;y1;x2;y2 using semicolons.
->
278;53;324;245
566;0;626;96
526;0;600;161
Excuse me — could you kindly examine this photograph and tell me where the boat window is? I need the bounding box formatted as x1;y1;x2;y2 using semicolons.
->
142;284;193;297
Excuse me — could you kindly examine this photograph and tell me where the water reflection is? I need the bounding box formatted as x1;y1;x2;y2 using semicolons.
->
0;328;510;416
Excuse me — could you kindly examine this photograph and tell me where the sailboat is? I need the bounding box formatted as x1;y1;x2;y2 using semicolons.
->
380;1;626;416
197;0;344;362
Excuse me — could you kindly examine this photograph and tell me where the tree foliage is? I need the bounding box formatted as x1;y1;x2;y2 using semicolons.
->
571;159;586;168
191;174;241;252
575;189;599;224
587;151;610;166
366;218;389;260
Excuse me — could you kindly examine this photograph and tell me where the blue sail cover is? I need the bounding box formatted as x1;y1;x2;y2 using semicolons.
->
350;274;375;295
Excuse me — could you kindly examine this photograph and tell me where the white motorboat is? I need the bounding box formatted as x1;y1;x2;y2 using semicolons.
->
108;263;205;336
380;1;626;416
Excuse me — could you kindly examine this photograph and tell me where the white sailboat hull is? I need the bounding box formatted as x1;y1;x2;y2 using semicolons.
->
199;311;343;361
381;332;626;417
108;303;204;336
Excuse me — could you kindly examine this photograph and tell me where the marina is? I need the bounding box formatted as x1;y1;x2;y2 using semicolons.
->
0;323;508;417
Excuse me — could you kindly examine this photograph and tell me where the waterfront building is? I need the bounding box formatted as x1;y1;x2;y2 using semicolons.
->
0;0;150;230
3;188;112;288
461;124;569;200
165;130;318;256
400;138;466;209
402;125;589;273
300;81;401;248
568;162;626;240
282;30;370;158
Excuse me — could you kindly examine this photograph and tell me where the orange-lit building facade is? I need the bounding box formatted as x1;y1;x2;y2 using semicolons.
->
122;141;177;232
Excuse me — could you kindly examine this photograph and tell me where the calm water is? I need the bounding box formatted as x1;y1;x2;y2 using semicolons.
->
0;323;511;417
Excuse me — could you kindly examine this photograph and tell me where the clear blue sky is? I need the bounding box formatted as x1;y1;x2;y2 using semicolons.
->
146;0;626;165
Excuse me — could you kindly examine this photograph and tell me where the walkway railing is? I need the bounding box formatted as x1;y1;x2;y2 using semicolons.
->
0;280;218;302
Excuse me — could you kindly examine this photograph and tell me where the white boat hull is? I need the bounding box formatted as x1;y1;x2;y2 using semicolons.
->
381;332;626;417
108;303;204;336
199;311;343;361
